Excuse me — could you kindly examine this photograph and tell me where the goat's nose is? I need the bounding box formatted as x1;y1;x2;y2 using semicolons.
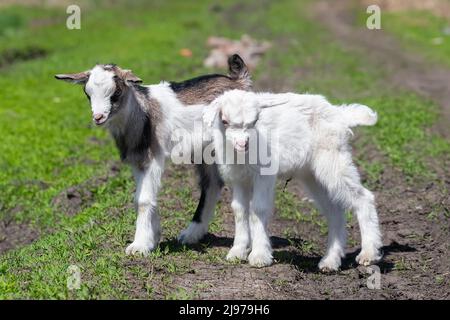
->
93;113;104;121
235;140;249;151
236;140;247;147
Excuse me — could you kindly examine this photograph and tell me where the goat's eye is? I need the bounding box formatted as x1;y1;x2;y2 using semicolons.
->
111;89;122;102
222;119;229;126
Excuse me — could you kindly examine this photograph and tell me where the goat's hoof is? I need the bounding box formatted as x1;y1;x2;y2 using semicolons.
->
319;267;340;273
226;246;250;261
248;250;273;268
318;263;340;273
356;249;382;266
178;222;207;245
318;256;341;272
125;241;155;256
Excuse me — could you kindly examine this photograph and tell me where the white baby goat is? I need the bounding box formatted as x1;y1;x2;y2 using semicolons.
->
203;89;382;271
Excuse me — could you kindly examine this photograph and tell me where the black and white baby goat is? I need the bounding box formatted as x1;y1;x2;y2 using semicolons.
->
55;55;251;255
203;89;382;271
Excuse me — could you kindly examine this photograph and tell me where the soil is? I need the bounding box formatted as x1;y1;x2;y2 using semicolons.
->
0;218;39;254
315;0;450;139
0;160;122;255
51;161;122;216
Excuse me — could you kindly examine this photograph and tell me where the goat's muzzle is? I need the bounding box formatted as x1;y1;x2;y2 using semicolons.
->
234;139;249;153
93;113;107;125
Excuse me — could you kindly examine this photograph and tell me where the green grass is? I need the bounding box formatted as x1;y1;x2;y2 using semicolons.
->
275;189;326;235
381;10;450;68
0;0;449;299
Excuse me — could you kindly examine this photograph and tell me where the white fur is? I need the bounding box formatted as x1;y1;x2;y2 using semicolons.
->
126;157;164;255
84;66;116;124
91;80;217;256
204;89;382;270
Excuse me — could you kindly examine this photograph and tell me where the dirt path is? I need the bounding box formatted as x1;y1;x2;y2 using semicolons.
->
312;2;450;297
315;0;450;139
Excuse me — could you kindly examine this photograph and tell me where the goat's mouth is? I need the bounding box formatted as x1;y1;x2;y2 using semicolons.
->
94;118;108;126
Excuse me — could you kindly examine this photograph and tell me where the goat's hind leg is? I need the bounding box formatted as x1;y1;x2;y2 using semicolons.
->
352;187;383;266
301;173;347;272
178;164;223;244
313;152;383;267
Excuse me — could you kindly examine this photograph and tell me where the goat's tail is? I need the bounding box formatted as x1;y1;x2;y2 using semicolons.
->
228;54;251;85
339;104;378;127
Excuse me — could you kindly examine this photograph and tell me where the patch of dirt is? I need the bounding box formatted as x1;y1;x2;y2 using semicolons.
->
0;219;39;254
315;0;450;139
0;46;48;69
0;161;123;255
353;143;450;298
52;162;122;216
52;185;95;217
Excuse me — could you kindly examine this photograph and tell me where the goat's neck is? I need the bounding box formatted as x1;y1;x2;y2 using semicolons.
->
107;86;156;166
108;88;142;134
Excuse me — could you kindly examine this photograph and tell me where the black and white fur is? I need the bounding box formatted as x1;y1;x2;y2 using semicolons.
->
55;55;251;255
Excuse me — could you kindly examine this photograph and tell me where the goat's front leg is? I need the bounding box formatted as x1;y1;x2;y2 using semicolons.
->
226;182;251;261
248;175;276;267
178;164;223;244
125;156;164;256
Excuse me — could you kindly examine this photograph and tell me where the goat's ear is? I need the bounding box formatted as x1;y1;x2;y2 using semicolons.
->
54;71;90;84
203;101;221;128
121;69;143;85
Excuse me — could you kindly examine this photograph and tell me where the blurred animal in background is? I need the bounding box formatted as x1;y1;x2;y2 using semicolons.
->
204;34;271;70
